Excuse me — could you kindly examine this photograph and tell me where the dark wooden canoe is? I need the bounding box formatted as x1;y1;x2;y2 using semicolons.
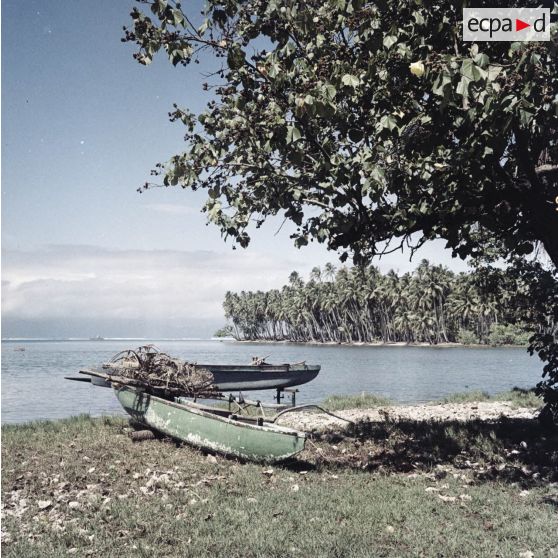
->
80;362;320;392
198;363;320;391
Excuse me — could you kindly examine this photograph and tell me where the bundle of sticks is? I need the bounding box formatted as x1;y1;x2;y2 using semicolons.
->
104;346;217;398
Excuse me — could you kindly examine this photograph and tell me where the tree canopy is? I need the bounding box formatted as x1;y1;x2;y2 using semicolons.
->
124;0;557;411
124;0;558;268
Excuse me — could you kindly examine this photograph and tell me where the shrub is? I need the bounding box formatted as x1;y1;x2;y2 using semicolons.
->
213;325;234;338
488;324;530;346
456;329;479;345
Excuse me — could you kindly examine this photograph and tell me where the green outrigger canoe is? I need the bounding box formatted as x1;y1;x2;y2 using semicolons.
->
115;385;306;462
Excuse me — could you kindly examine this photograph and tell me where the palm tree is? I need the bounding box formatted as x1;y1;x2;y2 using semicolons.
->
222;261;525;345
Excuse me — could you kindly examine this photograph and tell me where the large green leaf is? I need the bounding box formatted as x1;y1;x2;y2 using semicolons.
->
341;74;360;88
286;125;302;144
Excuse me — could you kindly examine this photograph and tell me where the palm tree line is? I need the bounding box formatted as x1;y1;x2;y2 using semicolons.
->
222;260;530;344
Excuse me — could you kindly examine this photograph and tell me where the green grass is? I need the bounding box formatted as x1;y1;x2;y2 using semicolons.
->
321;392;392;411
439;387;542;408
319;388;541;412
2;415;557;557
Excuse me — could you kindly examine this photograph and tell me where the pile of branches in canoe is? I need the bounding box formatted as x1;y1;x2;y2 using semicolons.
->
104;346;218;399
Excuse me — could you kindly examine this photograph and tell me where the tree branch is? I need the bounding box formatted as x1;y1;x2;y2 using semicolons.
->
535;164;558;176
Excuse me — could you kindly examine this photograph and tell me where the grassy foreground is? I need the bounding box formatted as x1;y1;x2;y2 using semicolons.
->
2;412;557;557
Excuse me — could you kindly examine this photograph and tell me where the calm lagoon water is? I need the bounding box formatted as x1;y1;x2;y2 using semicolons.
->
1;339;543;424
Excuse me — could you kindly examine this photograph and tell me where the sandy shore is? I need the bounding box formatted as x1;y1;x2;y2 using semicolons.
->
278;401;540;432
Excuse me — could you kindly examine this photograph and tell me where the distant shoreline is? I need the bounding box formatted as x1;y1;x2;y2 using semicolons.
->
229;339;527;349
1;337;215;342
1;337;528;349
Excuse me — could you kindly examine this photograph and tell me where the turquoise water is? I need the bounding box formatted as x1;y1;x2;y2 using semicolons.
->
1;339;543;424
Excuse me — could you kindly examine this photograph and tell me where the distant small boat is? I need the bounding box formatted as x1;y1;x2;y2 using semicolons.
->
115;385;306;462
89;336;105;341
14;347;26;352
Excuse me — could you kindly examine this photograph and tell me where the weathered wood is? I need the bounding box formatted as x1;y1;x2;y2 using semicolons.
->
130;429;156;442
129;419;147;430
79;368;109;379
79;370;219;399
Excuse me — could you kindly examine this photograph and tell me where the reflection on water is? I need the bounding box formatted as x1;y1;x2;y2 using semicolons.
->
1;339;542;424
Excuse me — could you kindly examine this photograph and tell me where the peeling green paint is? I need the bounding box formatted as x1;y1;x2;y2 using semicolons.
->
115;386;305;462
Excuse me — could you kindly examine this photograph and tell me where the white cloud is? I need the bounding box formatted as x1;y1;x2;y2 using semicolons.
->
1;245;304;322
1;238;472;327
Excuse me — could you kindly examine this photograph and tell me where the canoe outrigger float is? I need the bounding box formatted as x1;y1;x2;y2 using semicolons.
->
66;346;320;462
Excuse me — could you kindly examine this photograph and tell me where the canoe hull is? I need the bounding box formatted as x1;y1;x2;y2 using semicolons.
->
200;364;320;391
115;386;305;462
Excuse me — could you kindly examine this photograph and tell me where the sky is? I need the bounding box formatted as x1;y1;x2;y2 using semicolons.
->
1;0;470;338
